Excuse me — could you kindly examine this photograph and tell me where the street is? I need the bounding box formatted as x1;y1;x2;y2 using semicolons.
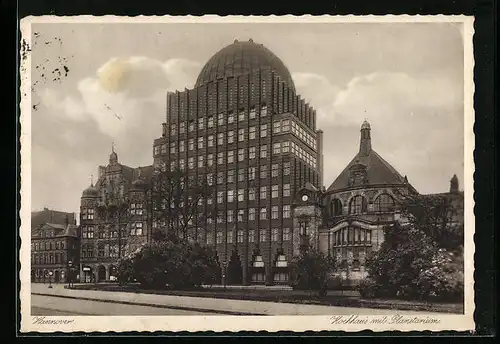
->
30;283;451;316
31;294;221;316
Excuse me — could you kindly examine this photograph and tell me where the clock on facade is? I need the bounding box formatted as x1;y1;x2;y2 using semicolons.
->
301;194;309;202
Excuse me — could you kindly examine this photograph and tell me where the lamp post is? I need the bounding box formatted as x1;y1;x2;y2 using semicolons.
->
48;271;53;288
222;261;228;290
67;260;73;289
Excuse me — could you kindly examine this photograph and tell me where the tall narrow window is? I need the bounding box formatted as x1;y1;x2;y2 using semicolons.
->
227;130;235;144
283;184;291;197
260;186;267;199
272;164;279;177
249;147;256;159
249;188;256;200
273;142;281;155
283;205;291;219
271;185;279;198
238;129;245;142
249;126;256;140
273;121;281;134
238;168;245;182
349;196;367;214
271;206;279;219
227;150;235;164
260;207;267;220
248;208;256;221
260;124;268;137
260;165;267;179
260;145;268;158
249;167;256;180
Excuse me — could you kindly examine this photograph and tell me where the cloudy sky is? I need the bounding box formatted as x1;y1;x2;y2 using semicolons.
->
29;21;465;214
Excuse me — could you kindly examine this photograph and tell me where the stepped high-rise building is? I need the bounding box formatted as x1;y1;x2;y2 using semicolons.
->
152;39;324;285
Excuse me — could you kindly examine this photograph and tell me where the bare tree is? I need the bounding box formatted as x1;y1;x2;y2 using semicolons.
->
150;167;215;241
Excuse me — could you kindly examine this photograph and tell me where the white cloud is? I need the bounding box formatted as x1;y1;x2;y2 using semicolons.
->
33;56;201;212
42;56;201;160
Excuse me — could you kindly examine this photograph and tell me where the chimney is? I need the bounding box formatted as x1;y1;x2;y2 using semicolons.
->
359;120;372;156
450;174;459;193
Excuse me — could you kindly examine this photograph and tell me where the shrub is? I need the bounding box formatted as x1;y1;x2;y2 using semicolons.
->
357;278;384;299
289;248;335;296
364;222;464;301
122;238;220;290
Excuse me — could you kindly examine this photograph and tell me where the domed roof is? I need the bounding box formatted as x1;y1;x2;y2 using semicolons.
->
195;39;295;92
82;184;99;198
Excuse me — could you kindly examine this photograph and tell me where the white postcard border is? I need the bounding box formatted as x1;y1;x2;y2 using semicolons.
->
19;14;476;333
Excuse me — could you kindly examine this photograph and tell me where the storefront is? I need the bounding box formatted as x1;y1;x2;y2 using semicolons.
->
82;266;93;283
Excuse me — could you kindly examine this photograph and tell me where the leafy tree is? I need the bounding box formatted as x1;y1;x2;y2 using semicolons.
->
289;247;336;296
150;167;214;241
401;193;464;251
118;234;220;290
360;222;463;301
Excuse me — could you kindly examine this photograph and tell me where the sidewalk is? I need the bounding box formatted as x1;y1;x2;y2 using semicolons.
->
31;284;443;315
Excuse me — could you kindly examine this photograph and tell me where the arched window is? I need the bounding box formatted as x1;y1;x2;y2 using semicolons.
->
374;193;395;212
330;198;343;216
349;196;367;214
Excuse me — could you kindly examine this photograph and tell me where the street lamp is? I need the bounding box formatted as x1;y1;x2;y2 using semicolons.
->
48;271;53;288
67;260;73;289
222;261;228;290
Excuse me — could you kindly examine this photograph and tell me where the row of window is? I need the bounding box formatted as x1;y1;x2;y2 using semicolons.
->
290;141;317;169
211;185;291;204
209;205;292;223
206;164;292;186
291;120;317;150
37;230;55;238
82;223;144;239
334;246;373;259
97;244;119;258
207;227;291;245
32;241;66;251
169;106;269;137
32;252;66;265
166;141;292;170
330;194;396;216
332;227;373;246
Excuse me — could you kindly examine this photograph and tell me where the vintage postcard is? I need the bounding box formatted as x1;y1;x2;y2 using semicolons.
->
19;15;475;333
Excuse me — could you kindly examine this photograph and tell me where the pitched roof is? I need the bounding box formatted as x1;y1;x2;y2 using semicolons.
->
327;150;407;192
31;209;76;230
33;223;79;238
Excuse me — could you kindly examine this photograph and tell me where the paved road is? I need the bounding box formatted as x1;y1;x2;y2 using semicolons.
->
31;294;222;316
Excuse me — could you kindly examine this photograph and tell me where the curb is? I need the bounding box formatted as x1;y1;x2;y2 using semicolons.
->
32;293;267;316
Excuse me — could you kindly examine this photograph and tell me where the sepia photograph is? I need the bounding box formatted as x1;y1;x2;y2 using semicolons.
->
19;15;475;332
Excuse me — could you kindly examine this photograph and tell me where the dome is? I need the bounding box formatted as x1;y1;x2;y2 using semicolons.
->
195;39;295;92
82;185;99;198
